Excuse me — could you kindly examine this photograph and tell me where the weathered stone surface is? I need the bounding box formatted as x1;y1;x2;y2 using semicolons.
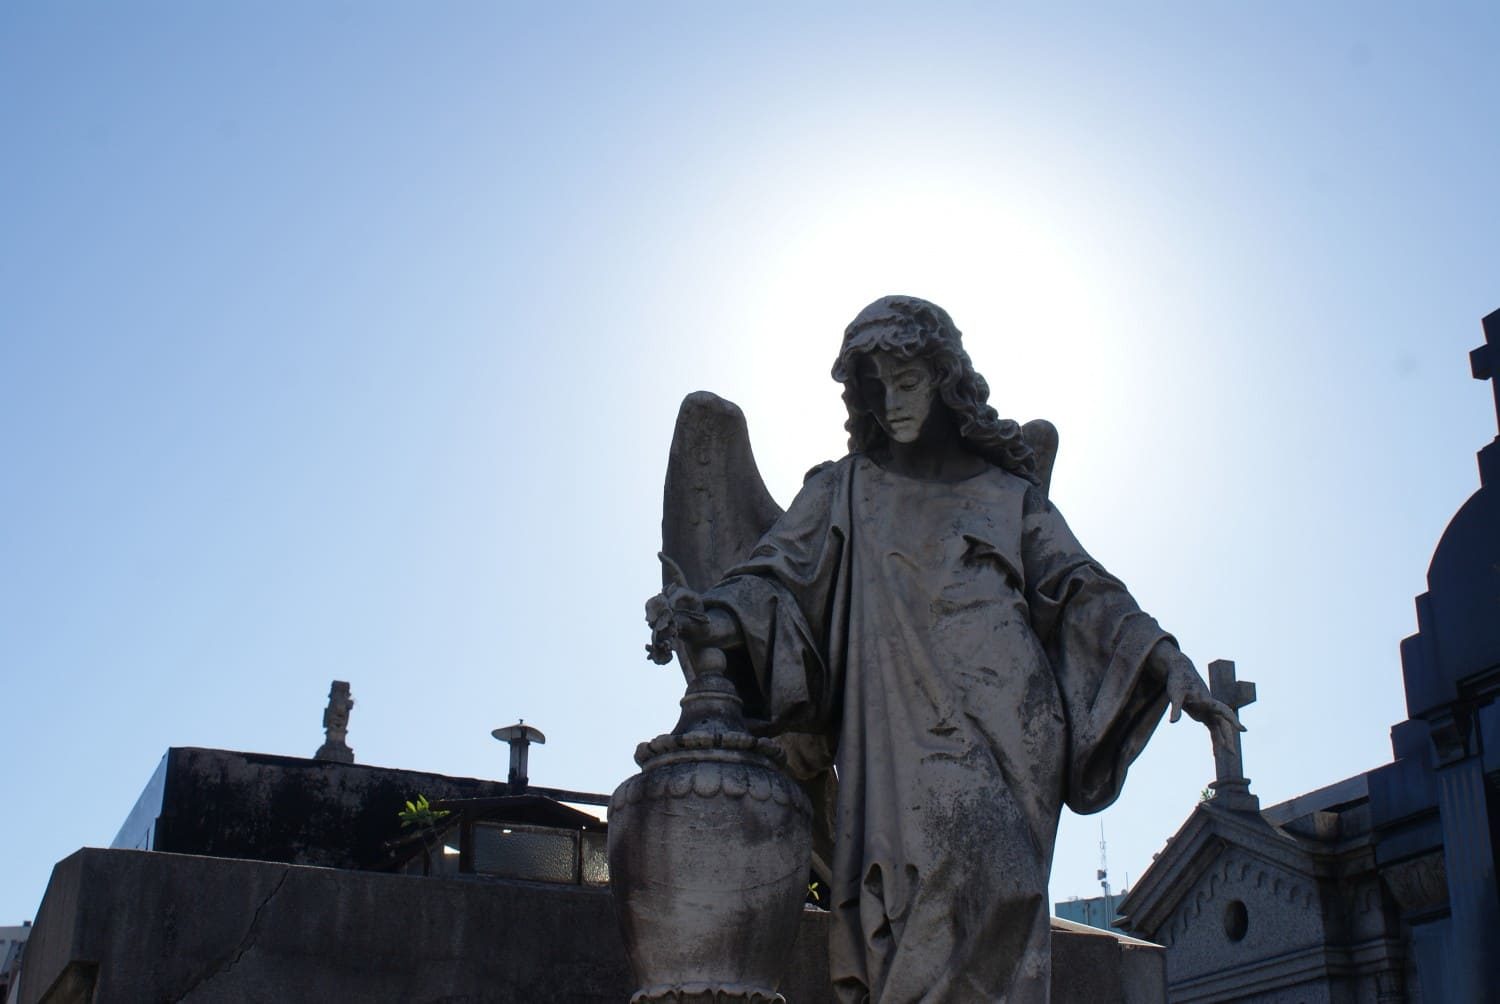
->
1206;659;1260;812
1050;918;1166;1004
660;391;783;596
643;295;1229;1000
112;747;517;868
1118;795;1411;1003
610;686;813;1001
313;680;355;763
21;848;636;1004
21;848;1162;1003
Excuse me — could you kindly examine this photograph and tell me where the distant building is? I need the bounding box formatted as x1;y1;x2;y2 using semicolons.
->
1;922;31;1004
1119;309;1500;1002
1055;891;1126;934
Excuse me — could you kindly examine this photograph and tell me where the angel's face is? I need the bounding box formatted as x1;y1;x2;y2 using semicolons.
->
857;350;938;445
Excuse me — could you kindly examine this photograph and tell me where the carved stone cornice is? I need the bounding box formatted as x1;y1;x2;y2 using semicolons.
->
1162;853;1320;947
1425;707;1473;766
1119;803;1329;939
1378;851;1448;918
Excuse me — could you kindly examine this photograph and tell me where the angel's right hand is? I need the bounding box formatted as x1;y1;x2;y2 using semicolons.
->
645;583;703;665
645;586;741;665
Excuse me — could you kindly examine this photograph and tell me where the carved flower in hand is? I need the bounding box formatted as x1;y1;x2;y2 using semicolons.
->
644;583;708;666
645;593;678;665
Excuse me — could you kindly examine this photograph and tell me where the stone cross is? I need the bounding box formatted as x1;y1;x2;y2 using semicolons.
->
1470;308;1500;486
1207;659;1259;812
314;680;355;764
1472;309;1500;432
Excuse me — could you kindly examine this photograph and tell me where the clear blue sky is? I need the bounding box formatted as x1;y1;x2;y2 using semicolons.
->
2;3;1498;924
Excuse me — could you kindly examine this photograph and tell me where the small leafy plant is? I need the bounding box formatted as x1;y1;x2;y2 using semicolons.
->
398;794;451;830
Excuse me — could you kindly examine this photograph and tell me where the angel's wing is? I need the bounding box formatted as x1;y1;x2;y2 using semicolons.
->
661;391;785;591
1022;418;1059;499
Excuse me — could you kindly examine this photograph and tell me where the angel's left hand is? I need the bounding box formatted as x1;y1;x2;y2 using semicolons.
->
1150;641;1245;753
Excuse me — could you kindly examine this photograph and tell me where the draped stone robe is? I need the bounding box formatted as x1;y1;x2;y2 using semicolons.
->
705;454;1172;1003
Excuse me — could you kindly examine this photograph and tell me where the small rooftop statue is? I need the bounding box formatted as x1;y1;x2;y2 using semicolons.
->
314;680;355;764
624;295;1243;1002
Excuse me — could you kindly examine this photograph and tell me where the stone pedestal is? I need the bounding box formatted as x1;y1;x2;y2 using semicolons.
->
609;675;813;1002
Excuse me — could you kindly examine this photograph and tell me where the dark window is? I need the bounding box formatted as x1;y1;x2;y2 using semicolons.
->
1223;900;1249;942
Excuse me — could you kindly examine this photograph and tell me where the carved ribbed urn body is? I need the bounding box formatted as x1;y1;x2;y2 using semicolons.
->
609;676;813;1003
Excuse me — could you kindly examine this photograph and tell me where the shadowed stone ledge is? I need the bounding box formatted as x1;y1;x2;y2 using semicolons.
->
20;849;1162;1002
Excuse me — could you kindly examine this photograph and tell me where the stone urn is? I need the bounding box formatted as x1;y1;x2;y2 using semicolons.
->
609;672;813;1003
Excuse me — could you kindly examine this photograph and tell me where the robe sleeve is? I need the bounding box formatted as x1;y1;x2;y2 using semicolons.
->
1022;488;1173;814
699;459;850;743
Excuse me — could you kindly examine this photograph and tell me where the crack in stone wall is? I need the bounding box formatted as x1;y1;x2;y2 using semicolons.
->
171;866;292;1002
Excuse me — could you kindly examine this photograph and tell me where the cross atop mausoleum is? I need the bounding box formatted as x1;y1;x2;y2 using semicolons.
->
1207;659;1259;812
1472;309;1500;433
314;680;355;764
1471;308;1500;486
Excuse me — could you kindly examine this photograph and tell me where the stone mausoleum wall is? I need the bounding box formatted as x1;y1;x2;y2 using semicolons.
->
21;848;1165;1003
8;745;1170;1000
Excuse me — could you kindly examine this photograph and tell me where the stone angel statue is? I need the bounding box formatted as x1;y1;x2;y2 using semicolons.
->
646;295;1241;1004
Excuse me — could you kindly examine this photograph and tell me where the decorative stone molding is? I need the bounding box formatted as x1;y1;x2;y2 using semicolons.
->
632;983;785;1003
1379;852;1448;916
1167;855;1317;944
1374;967;1404;1004
1426;708;1473;765
611;747;810;816
635;730;788;767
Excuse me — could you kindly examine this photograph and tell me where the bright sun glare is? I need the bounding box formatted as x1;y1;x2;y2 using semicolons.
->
694;168;1142;501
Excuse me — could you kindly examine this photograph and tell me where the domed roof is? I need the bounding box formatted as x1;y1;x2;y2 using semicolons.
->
1402;307;1500;716
1424;471;1500;686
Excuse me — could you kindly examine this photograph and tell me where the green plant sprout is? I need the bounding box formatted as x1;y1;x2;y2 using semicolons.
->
398;794;451;830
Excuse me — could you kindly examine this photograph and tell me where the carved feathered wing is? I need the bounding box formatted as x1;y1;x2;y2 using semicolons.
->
1022;418;1059;499
660;391;837;886
661;391;784;592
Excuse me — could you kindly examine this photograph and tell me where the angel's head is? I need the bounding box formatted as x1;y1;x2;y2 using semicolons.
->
832;295;1037;482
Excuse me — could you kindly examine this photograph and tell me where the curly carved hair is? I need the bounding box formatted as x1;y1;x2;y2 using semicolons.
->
831;295;1037;483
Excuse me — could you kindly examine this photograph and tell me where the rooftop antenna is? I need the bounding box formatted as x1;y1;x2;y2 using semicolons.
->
1097;823;1113;919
